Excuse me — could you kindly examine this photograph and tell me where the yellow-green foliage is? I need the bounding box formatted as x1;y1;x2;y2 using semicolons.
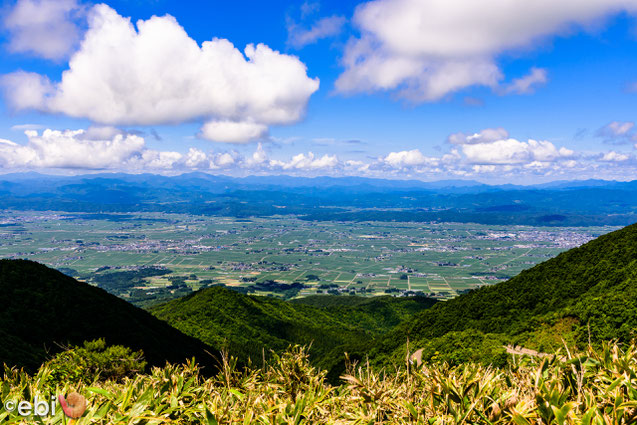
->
1;342;637;424
44;339;147;387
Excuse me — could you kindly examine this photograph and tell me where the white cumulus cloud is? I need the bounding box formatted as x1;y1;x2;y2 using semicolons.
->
200;121;268;144
383;149;438;167
0;71;53;110
336;0;637;101
2;4;319;143
461;138;573;165
448;128;509;145
245;143;269;167
269;152;339;170
4;0;84;60
0;129;145;169
0;129;243;171
601;151;630;162
1;126;634;182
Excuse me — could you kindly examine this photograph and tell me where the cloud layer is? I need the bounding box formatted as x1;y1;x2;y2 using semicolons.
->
2;4;319;143
1;127;634;183
0;128;253;170
0;129;145;169
336;0;637;101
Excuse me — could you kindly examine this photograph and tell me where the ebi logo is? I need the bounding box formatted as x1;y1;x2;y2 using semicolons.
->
3;391;87;419
58;392;87;418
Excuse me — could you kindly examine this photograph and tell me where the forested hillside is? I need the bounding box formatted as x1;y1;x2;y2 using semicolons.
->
290;295;437;333
0;260;220;372
371;222;637;366
149;288;436;379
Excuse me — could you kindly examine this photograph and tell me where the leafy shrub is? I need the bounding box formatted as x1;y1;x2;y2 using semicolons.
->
418;329;509;368
43;339;146;386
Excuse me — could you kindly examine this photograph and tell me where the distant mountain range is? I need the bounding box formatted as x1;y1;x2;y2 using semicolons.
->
1;171;636;191
0;172;635;226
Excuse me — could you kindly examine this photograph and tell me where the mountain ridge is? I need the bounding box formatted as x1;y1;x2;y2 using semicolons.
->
0;259;221;372
1;170;634;190
1;172;635;226
369;221;637;366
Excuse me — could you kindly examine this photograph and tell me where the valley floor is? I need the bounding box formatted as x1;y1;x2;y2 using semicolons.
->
0;211;615;305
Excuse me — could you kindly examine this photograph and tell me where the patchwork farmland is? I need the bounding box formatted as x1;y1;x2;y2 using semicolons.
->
0;210;615;305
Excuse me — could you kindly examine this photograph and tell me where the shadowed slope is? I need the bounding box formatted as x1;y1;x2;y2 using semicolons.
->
0;260;221;372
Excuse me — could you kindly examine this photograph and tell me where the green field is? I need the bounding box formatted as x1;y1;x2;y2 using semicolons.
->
0;210;616;301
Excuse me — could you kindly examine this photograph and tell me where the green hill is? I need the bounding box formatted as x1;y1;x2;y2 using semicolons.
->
372;222;637;366
149;287;371;376
149;288;436;379
0;260;220;372
290;294;437;333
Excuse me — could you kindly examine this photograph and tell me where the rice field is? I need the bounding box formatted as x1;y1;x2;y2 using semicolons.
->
0;210;616;299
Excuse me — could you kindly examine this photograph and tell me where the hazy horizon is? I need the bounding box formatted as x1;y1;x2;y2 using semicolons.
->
1;169;637;187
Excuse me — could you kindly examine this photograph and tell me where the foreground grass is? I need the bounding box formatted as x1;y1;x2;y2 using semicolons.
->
2;343;637;424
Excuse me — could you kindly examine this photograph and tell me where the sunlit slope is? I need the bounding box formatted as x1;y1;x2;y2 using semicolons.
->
150;286;373;373
0;260;220;372
372;222;637;365
290;294;437;332
149;287;436;379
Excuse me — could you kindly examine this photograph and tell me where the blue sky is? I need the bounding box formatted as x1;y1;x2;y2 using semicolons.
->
0;0;636;183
